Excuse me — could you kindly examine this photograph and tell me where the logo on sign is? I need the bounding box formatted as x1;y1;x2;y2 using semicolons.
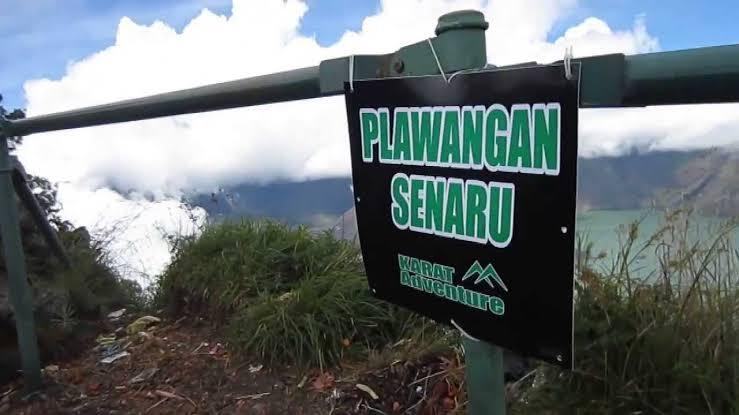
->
397;254;506;315
461;260;508;291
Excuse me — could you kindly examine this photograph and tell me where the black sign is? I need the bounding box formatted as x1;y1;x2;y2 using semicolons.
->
344;65;579;367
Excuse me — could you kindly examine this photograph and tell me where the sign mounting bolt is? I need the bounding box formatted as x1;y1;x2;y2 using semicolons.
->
393;59;405;74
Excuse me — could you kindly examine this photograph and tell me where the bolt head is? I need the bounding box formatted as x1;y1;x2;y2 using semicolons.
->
393;59;405;73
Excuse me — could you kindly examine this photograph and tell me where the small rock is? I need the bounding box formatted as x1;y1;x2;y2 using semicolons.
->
107;309;126;320
44;364;59;373
100;351;129;364
126;316;161;335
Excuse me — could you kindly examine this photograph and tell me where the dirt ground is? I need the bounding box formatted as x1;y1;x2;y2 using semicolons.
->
0;314;467;415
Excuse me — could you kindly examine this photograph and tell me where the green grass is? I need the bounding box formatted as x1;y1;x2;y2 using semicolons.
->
155;211;738;413
511;209;739;414
155;219;451;368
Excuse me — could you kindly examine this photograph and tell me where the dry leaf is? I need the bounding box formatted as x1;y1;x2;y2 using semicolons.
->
356;383;379;400
297;375;308;389
442;397;456;410
311;372;335;392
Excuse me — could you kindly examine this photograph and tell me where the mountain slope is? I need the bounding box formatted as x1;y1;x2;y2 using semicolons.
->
190;149;739;231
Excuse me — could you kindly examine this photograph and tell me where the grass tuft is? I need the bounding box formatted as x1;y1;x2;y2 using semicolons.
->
511;209;739;414
155;219;451;368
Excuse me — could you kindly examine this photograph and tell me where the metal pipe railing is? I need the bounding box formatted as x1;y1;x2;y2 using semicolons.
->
4;45;739;138
6;66;321;136
2;7;739;407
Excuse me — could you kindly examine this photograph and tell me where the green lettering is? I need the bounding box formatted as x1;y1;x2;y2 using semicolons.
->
393;109;412;161
533;105;559;173
439;109;461;165
421;277;434;293
433;281;444;296
484;106;508;169
488;184;515;247
456;285;466;304
477;293;491;311
489;296;505;315
411;109;442;163
463;287;475;307
443;180;464;236
421;260;433;278
443;266;455;283
425;179;445;233
379;110;393;161
360;110;379;161
391;175;409;228
410;274;422;290
410;177;425;229
470;292;486;310
410;258;422;274
444;283;458;301
398;254;410;271
465;182;487;241
508;107;532;169
400;270;411;286
433;264;446;280
462;106;484;167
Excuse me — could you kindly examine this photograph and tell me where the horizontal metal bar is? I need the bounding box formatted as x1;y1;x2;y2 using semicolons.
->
6;66;321;136
624;44;739;107
5;43;739;135
554;43;739;108
4;11;490;137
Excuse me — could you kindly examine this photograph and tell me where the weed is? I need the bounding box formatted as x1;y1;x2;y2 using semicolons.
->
511;209;739;414
155;219;453;368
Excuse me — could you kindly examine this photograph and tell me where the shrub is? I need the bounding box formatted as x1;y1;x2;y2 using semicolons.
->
511;210;739;414
155;219;450;367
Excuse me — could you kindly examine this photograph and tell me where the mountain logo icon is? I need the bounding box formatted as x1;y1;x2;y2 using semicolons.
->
461;260;508;292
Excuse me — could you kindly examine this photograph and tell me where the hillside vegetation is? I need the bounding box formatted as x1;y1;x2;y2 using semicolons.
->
153;210;738;414
0;172;143;383
154;220;451;369
1;105;144;384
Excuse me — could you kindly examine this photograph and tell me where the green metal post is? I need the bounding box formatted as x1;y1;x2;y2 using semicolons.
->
425;11;507;415
464;337;506;414
0;134;42;390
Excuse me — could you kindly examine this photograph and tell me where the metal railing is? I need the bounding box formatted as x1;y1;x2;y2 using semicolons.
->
1;8;738;413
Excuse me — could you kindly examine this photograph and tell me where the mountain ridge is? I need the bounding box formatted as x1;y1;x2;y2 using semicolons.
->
190;149;739;231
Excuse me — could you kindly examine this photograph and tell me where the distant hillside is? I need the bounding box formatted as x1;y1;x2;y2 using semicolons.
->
189;149;739;231
577;148;738;215
188;178;354;229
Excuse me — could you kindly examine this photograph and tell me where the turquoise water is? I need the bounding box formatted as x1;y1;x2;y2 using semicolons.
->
575;209;738;275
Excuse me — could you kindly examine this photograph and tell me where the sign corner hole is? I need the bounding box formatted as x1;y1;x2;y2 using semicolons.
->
560;226;568;234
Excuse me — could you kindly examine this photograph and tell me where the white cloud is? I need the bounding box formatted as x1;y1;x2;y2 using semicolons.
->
14;0;739;282
52;184;205;286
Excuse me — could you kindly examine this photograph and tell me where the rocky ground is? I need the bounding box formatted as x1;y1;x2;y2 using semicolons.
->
1;312;469;415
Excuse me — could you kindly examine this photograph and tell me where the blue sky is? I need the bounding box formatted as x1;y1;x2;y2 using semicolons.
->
1;0;737;110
